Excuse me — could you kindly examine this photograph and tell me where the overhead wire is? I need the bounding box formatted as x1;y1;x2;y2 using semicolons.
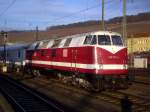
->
45;0;114;23
3;0;114;24
0;0;17;18
28;0;114;27
0;0;115;29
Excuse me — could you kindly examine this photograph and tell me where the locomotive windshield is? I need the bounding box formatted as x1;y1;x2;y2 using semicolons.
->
84;34;123;46
111;35;123;46
98;35;111;45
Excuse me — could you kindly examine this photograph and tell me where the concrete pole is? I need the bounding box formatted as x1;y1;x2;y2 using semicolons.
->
122;0;127;46
102;0;105;31
36;26;39;41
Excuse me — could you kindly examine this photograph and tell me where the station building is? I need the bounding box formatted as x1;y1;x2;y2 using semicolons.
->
127;33;150;54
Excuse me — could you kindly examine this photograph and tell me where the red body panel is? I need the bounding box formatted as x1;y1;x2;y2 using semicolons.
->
96;47;128;75
97;47;127;64
26;46;128;76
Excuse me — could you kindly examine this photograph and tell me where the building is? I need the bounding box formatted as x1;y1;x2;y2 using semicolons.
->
127;33;150;54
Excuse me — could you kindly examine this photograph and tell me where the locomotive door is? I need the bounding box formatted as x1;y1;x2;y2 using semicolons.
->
71;48;77;72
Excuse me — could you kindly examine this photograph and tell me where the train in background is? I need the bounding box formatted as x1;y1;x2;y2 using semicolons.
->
0;31;129;91
0;43;28;72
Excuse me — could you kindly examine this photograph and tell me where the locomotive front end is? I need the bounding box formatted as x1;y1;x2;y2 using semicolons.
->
95;34;128;75
91;31;129;90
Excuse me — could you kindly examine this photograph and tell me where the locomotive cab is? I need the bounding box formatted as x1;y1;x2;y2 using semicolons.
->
84;33;127;74
83;32;128;90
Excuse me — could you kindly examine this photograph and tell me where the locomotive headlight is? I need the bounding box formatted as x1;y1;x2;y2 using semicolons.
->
123;64;128;69
99;64;103;69
95;64;103;69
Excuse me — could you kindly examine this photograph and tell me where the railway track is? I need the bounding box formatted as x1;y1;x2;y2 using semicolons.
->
134;80;150;85
102;91;150;112
24;76;150;112
0;75;66;112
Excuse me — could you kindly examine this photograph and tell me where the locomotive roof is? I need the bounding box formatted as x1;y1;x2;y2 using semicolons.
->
32;30;121;42
28;30;122;49
89;30;121;36
57;30;121;39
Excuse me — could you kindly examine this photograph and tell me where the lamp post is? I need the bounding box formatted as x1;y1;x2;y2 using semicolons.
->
122;0;127;46
35;26;39;41
102;0;105;31
1;31;7;64
1;31;8;72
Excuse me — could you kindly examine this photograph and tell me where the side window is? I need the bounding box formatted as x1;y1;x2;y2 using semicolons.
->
35;42;40;49
51;49;56;57
40;41;49;48
40;50;45;56
64;38;72;47
47;40;53;48
52;39;62;48
84;35;92;44
18;50;21;58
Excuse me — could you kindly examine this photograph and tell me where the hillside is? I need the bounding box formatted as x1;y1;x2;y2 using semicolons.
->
47;12;150;30
0;12;150;44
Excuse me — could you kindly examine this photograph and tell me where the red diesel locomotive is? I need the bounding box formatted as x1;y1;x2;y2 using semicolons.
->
25;31;128;91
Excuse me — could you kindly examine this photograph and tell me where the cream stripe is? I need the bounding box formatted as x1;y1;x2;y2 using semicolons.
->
25;60;127;70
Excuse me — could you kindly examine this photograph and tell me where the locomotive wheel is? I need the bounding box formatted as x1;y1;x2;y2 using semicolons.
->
25;67;32;75
32;70;41;77
99;79;105;91
32;70;37;76
114;78;121;90
121;79;129;89
92;78;104;92
36;70;41;77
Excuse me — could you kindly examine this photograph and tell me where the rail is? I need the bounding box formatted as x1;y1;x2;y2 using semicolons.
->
0;75;65;112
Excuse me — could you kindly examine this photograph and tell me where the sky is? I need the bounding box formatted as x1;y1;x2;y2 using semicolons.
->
0;0;150;30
